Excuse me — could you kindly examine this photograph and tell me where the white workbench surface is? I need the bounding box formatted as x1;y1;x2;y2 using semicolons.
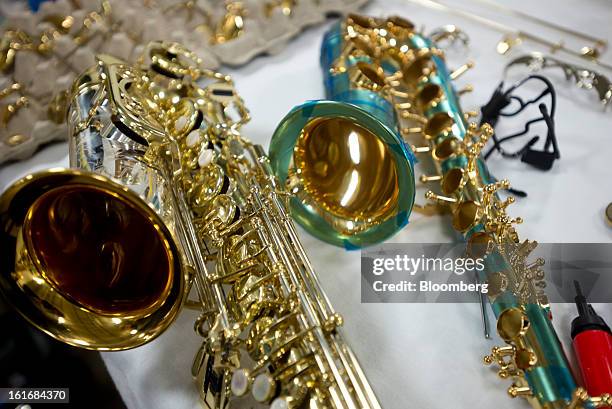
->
1;0;611;408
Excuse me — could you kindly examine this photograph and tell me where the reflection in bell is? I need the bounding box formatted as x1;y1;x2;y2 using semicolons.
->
296;118;400;222
26;184;173;315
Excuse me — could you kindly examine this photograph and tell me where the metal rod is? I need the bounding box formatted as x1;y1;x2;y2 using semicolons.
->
402;0;612;72
476;274;490;339
467;0;607;50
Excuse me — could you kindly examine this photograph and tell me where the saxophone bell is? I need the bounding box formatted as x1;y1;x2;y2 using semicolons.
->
0;168;186;350
269;15;418;248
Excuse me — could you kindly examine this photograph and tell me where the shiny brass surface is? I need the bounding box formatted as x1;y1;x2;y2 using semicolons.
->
416;83;443;111
424;112;454;139
496;307;530;342
399;50;441;87
433;137;461;160
485;272;509;298
452;200;480;232
295;117;400;222
347;13;382;30
441;167;465;195
403;0;612;71
212;2;246;44
265;0;297;17
466;231;494;258
469;0;607;57
0;169;184;350
5;133;27;146
387;15;415;32
351;62;388;91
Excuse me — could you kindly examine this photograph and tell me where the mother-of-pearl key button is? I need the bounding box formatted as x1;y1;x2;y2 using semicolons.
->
252;373;275;402
186;130;201;147
230;368;250;397
175;115;188;132
271;397;290;409
198;149;215;168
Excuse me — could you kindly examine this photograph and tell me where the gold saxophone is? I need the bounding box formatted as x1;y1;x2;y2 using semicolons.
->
0;42;381;409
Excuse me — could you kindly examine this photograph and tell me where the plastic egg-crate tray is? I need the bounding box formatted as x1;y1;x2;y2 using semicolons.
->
0;0;367;164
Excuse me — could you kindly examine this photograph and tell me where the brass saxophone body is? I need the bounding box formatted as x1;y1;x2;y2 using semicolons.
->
0;42;381;409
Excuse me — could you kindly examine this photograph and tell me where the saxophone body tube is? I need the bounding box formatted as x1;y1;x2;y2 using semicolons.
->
320;22;399;127
403;29;588;408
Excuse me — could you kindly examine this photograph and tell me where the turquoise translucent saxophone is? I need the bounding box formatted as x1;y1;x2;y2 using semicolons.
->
0;42;381;409
270;16;417;249
270;14;611;409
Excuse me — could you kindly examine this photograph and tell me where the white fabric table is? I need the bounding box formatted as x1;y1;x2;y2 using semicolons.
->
1;0;611;408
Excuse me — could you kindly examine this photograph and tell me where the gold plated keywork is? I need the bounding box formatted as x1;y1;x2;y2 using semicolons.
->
0;41;381;409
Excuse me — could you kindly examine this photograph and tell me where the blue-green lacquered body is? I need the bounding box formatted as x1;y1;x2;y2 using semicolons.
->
407;32;579;407
269;22;416;249
320;23;399;128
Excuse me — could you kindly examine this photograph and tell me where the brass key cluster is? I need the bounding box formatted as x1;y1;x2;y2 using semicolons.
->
0;41;381;409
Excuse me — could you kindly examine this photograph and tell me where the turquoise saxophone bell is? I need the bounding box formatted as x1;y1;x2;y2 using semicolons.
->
269;15;417;249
